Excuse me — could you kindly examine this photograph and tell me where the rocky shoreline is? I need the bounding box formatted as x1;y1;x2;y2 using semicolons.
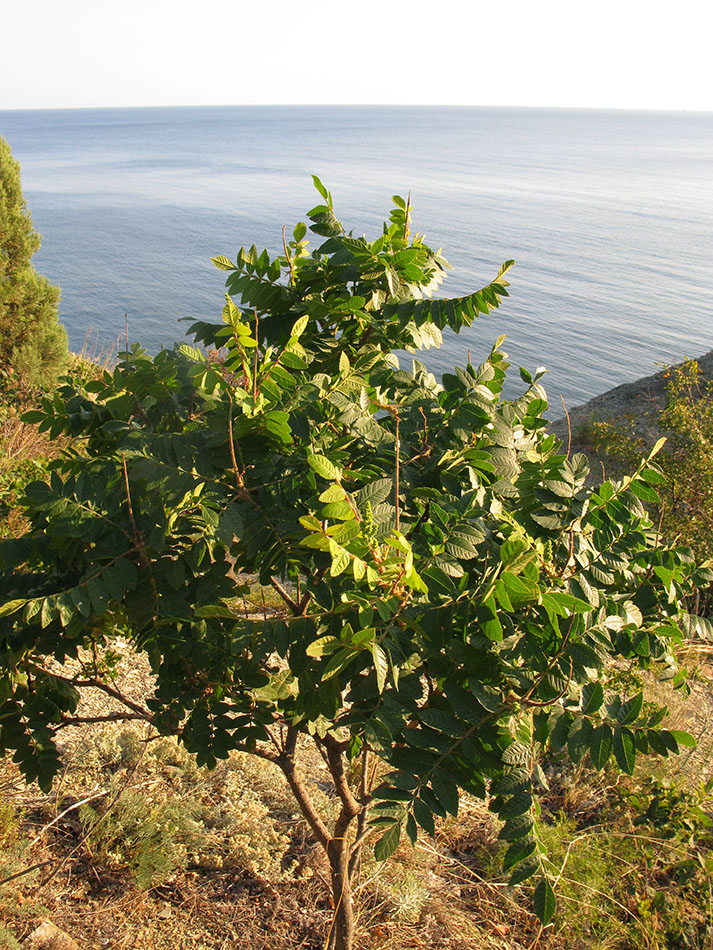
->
547;349;713;460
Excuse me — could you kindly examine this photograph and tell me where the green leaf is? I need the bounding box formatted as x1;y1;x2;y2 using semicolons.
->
509;854;541;886
581;681;604;715
629;480;660;503
306;636;341;657
617;692;643;725
321;647;359;681
179;344;204;362
291;315;308;338
534;877;556;925
589;724;613;769
613;726;636;774
502;742;530;767
370;643;388;693
329;546;350;577
502;838;537;873
500;538;536;574
498;814;534;841
312;174;330;204
499;791;534;819
568;718;593;763
491;768;531;796
668;729;696;748
319;484;347;503
308;454;340;480
412;797;435;835
0;598;27;618
211;255;234;271
322;500;355;521
374;820;402;861
371;786;413;803
640;465;667;485
431;771;460;817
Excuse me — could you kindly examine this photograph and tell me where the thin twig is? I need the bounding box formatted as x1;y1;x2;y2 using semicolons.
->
30;789;111;846
282;225;296;285
0;859;54;889
122;453;140;544
34;732;150;892
394;411;401;533
226;390;246;493
253;307;259;401
560;394;572;458
270;577;300;615
121;453;159;616
55;712;149;730
23;662;153;721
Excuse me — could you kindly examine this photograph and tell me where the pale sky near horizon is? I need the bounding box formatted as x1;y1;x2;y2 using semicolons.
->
1;0;710;112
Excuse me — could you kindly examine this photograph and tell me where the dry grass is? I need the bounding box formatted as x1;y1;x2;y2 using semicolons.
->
1;624;712;950
0;410;57;468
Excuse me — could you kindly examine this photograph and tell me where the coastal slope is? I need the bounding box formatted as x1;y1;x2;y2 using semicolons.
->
548;349;713;459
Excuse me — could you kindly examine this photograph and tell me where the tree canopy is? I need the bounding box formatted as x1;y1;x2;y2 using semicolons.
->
1;179;709;948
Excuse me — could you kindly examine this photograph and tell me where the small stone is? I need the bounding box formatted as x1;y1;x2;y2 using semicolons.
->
25;920;79;950
158;903;172;920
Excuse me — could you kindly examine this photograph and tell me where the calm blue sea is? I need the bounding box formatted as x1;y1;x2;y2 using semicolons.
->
1;105;712;415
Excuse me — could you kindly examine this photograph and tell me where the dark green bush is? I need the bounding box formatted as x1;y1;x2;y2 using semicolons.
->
0;137;67;391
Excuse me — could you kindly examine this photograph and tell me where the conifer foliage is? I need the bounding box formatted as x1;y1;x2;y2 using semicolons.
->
1;180;710;949
0;137;67;389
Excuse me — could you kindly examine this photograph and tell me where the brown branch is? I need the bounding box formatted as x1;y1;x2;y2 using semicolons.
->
322;735;361;819
298;564;329;615
518;616;578;707
24;662;153;722
348;825;374;872
278;728;330;848
55;712;149;730
521;658;574;708
270;577;300;615
263;725;284;759
348;746;372;874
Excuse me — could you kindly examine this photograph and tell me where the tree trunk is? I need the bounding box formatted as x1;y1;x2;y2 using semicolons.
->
278;731;361;950
327;835;355;950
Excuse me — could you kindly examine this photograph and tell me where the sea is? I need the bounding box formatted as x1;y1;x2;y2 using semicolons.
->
1;105;712;416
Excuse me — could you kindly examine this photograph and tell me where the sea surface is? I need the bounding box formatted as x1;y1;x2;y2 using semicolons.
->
1;105;712;416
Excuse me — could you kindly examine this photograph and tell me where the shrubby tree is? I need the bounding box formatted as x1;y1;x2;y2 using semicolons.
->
1;180;710;949
0;136;67;390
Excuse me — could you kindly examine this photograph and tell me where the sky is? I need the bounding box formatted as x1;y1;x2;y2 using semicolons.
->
1;0;711;112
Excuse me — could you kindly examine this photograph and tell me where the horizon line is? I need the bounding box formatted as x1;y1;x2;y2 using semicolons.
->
2;102;712;116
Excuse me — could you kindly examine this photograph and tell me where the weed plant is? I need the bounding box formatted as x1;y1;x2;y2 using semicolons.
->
592;359;713;615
